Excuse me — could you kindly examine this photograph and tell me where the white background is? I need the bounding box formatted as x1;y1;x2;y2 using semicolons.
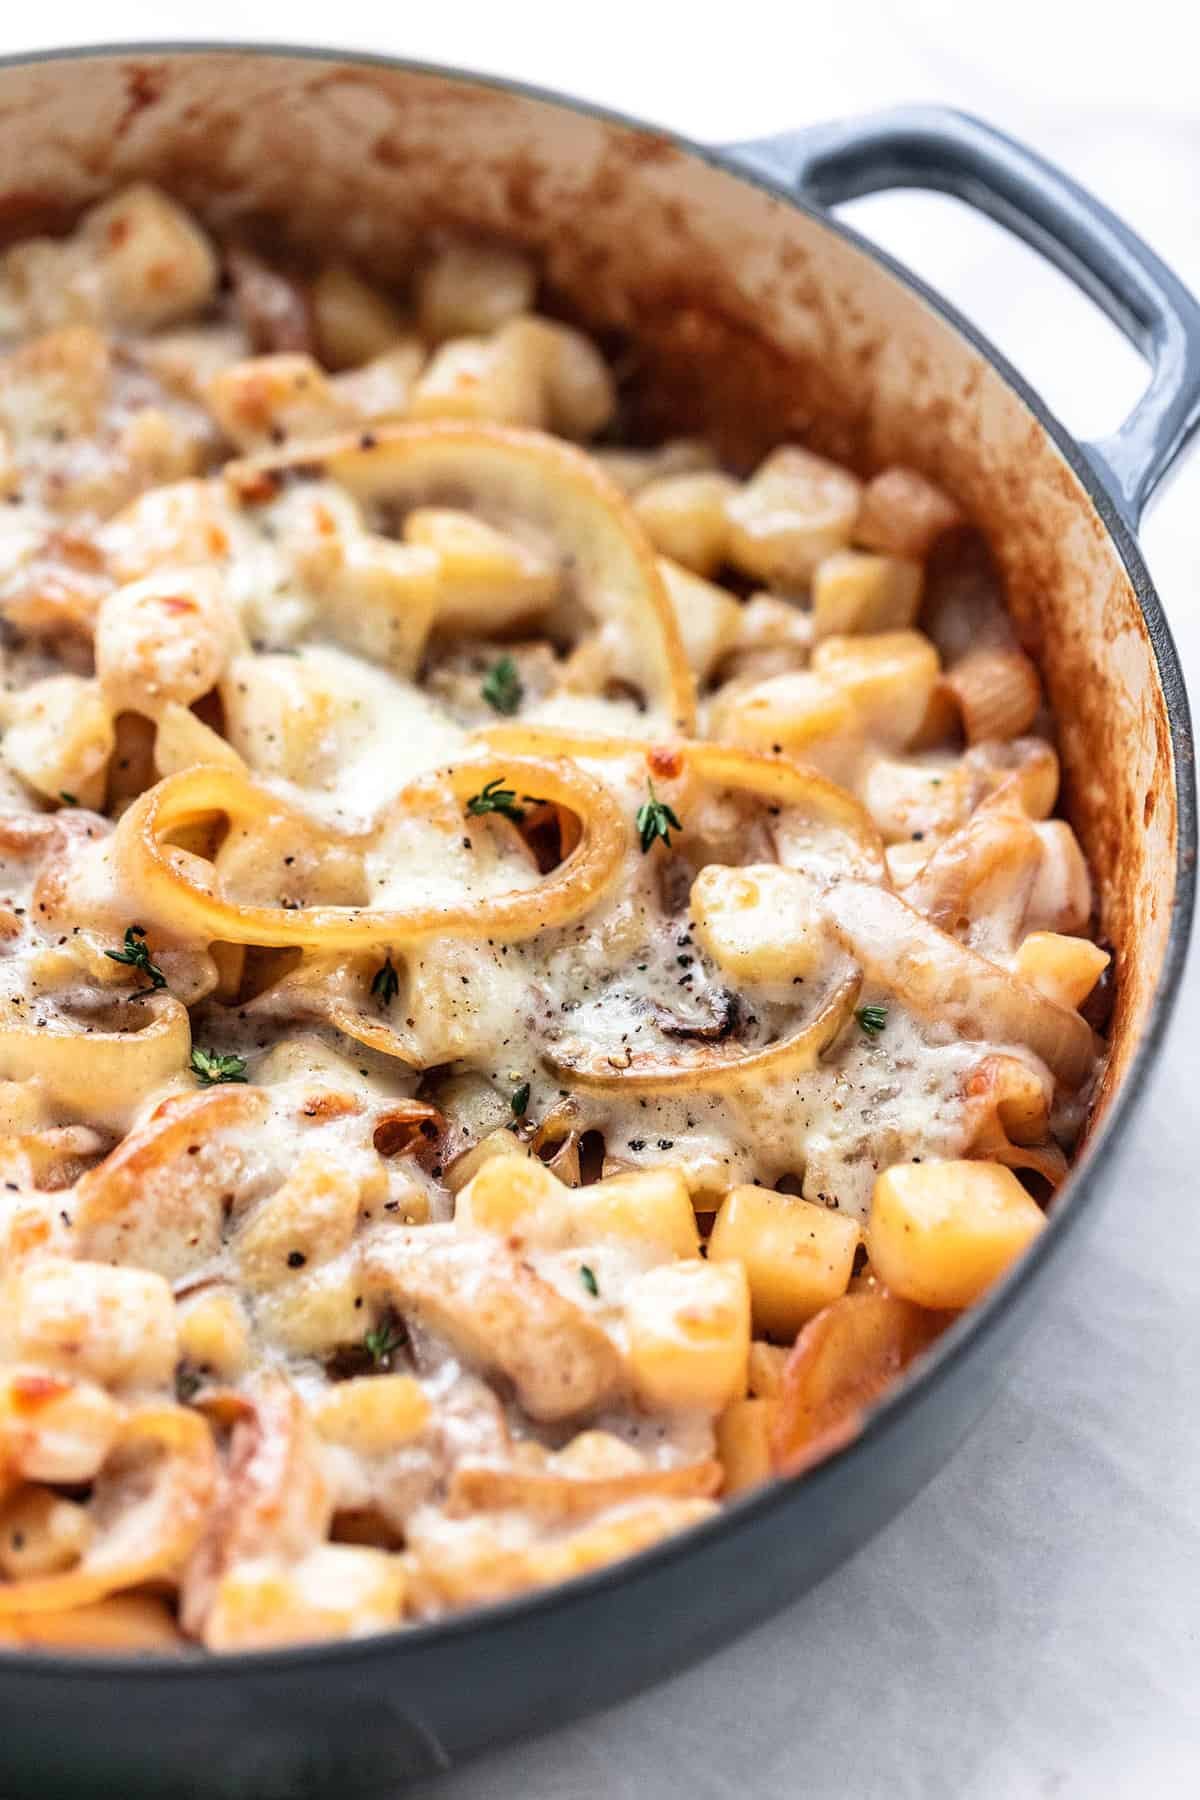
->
6;7;1200;1796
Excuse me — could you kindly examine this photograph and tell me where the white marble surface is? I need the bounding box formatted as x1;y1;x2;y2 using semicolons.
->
5;8;1200;1795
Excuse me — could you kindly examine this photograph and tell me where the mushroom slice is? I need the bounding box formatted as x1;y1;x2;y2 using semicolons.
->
364;1227;623;1423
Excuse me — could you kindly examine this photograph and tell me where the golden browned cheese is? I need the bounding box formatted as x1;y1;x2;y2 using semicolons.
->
0;187;1106;1650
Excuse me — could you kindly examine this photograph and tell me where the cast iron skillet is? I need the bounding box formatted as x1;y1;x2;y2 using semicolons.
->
0;46;1195;1800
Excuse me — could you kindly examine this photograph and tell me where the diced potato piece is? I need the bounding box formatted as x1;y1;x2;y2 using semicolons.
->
253;1259;366;1356
690;863;824;983
1014;932;1109;1011
235;1156;361;1292
862;754;966;845
709;1186;860;1338
1026;821;1093;935
312;264;411;369
718;592;814;685
84;184;218;329
2;674;113;810
625;1259;750;1412
726;447;862;589
205;1545;405;1651
0;1488;91;1579
712;668;856;765
634;473;738;575
716;1397;776;1496
407;331;543;427
868;1160;1046;1309
1;1259;177;1391
657;559;741;682
568;1168;700;1260
855;466;961;558
416;242;537;341
206;353;352;449
404;506;558;632
811;630;940;749
313;534;439;674
95;566;243;716
445;1126;532;1194
311;1374;430;1455
811;549;923;638
176;1287;250;1381
456;1155;567;1239
747;1339;788;1397
501;318;615;440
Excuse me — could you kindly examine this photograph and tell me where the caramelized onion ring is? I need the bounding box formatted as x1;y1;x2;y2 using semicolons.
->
116;757;627;949
479;728;887;882
228;420;697;732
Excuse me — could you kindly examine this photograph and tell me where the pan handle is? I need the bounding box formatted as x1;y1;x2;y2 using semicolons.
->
721;106;1200;530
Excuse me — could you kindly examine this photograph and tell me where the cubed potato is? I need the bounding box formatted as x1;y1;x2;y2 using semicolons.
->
416;242;537;341
861;754;966;845
715;1397;776;1495
811;629;940;749
500;318;615;440
0;1488;91;1580
690;863;825;983
455;1155;567;1240
855;466;961;558
1026;822;1093;935
176;1287;250;1381
234;1157;361;1292
708;1185;860;1337
634;473;738;575
712;668;857;765
312;264;411;369
1013;932;1109;1011
1;1258;177;1391
403;507;559;633
85;184;218;329
868;1159;1046;1310
811;549;923;638
311;1374;430;1455
253;1258;367;1356
625;1259;750;1412
725;447;862;589
407;332;543;427
567;1168;700;1260
2;674;113;810
315;534;439;675
657;559;742;683
205;1545;405;1651
445;1126;532;1194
